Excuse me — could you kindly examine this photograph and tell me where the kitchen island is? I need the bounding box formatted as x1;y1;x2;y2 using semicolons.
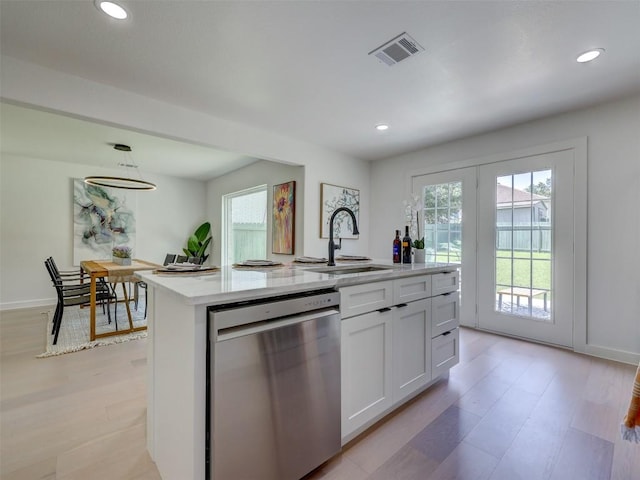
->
137;262;459;480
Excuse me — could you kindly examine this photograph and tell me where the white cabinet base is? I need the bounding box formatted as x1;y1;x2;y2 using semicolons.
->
392;299;431;404
340;271;460;444
341;309;393;437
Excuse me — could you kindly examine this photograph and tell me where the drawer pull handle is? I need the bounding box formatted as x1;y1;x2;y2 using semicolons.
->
442;331;452;336
395;303;408;308
378;307;391;313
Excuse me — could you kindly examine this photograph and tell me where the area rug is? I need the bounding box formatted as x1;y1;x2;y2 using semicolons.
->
37;300;147;358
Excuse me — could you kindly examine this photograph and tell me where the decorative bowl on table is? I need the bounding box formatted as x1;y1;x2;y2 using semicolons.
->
112;256;132;265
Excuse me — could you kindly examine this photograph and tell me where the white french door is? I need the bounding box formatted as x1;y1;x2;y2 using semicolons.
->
412;168;477;327
477;149;575;347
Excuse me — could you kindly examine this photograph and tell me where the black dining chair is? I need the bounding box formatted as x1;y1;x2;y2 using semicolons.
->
48;256;116;316
134;253;179;318
45;258;117;345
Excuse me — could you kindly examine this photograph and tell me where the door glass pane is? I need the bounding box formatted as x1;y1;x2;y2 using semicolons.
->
422;182;462;264
495;170;552;320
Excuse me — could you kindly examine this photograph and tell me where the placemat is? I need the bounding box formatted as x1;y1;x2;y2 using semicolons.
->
153;267;219;276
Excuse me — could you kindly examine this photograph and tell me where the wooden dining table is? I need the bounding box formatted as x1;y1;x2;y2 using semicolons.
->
80;259;160;341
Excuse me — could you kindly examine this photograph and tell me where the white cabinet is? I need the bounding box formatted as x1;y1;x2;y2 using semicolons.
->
431;271;459;296
393;275;431;305
340;280;393;319
341;308;393;436
340;270;460;441
430;276;460;379
392;298;431;403
432;328;460;378
431;291;460;338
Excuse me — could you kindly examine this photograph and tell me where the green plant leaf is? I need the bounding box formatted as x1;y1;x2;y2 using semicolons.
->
194;222;211;242
182;248;191;257
197;236;212;257
412;237;425;249
187;235;200;254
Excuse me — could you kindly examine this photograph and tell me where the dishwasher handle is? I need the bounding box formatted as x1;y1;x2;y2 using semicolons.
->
215;307;340;342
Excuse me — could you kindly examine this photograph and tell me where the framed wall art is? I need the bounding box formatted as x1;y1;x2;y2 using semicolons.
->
73;179;137;265
320;183;360;239
272;181;295;254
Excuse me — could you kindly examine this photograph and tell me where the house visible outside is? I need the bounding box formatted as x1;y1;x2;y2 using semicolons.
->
496;183;549;225
496;183;550;253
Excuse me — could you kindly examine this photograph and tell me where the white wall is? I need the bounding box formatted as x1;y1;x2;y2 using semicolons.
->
370;94;640;362
0;55;371;261
206;160;305;265
0;56;371;308
0;154;206;309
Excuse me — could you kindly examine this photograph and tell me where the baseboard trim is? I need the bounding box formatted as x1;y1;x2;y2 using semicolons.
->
0;298;55;312
469;326;639;366
584;344;640;366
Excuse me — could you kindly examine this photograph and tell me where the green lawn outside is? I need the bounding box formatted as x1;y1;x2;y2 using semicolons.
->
496;250;551;293
435;249;552;294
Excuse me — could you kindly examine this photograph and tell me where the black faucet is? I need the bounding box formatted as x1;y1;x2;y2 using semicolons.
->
327;207;359;266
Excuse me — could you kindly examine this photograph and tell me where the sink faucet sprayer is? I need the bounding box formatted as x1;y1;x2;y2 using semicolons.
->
327;207;359;266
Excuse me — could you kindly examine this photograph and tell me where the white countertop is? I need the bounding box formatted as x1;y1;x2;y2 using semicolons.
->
136;261;458;307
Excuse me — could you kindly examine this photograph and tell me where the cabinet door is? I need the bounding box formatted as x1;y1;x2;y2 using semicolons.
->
431;292;460;338
393;275;431;305
392;299;431;403
341;309;393;438
432;328;460;378
340;281;393;319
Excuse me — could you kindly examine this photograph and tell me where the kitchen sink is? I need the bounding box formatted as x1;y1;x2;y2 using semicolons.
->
306;264;394;275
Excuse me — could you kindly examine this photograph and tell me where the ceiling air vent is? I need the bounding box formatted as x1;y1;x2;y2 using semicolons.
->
369;32;424;66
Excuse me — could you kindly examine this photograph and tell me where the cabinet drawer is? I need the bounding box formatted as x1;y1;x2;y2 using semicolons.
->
432;328;459;378
393;275;432;305
431;270;459;296
431;292;460;338
340;281;393;319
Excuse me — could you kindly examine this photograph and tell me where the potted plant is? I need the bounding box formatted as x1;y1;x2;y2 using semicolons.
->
183;222;213;262
412;210;426;263
412;237;426;263
112;245;132;265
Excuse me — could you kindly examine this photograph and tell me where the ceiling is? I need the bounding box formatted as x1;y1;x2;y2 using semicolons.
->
1;1;640;178
0;102;259;180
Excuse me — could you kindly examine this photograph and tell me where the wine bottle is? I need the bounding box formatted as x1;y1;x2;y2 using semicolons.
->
402;226;412;264
393;230;401;263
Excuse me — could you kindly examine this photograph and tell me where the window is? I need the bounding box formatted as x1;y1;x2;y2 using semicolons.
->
222;185;267;265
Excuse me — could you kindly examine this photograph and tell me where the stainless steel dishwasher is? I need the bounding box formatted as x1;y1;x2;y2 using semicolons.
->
208;289;341;480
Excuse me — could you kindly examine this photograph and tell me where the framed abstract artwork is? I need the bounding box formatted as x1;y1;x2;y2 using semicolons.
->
272;181;295;254
73;179;137;265
320;183;360;239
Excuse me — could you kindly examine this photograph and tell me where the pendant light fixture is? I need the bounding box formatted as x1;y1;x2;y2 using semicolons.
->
84;144;157;191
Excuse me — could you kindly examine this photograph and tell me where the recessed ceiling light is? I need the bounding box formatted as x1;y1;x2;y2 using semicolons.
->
95;1;128;20
576;48;604;63
376;124;389;131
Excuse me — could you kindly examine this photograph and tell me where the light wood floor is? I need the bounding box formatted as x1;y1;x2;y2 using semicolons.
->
2;306;639;479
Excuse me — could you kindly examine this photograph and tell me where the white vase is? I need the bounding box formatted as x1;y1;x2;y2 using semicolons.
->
414;249;425;263
112;256;131;266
